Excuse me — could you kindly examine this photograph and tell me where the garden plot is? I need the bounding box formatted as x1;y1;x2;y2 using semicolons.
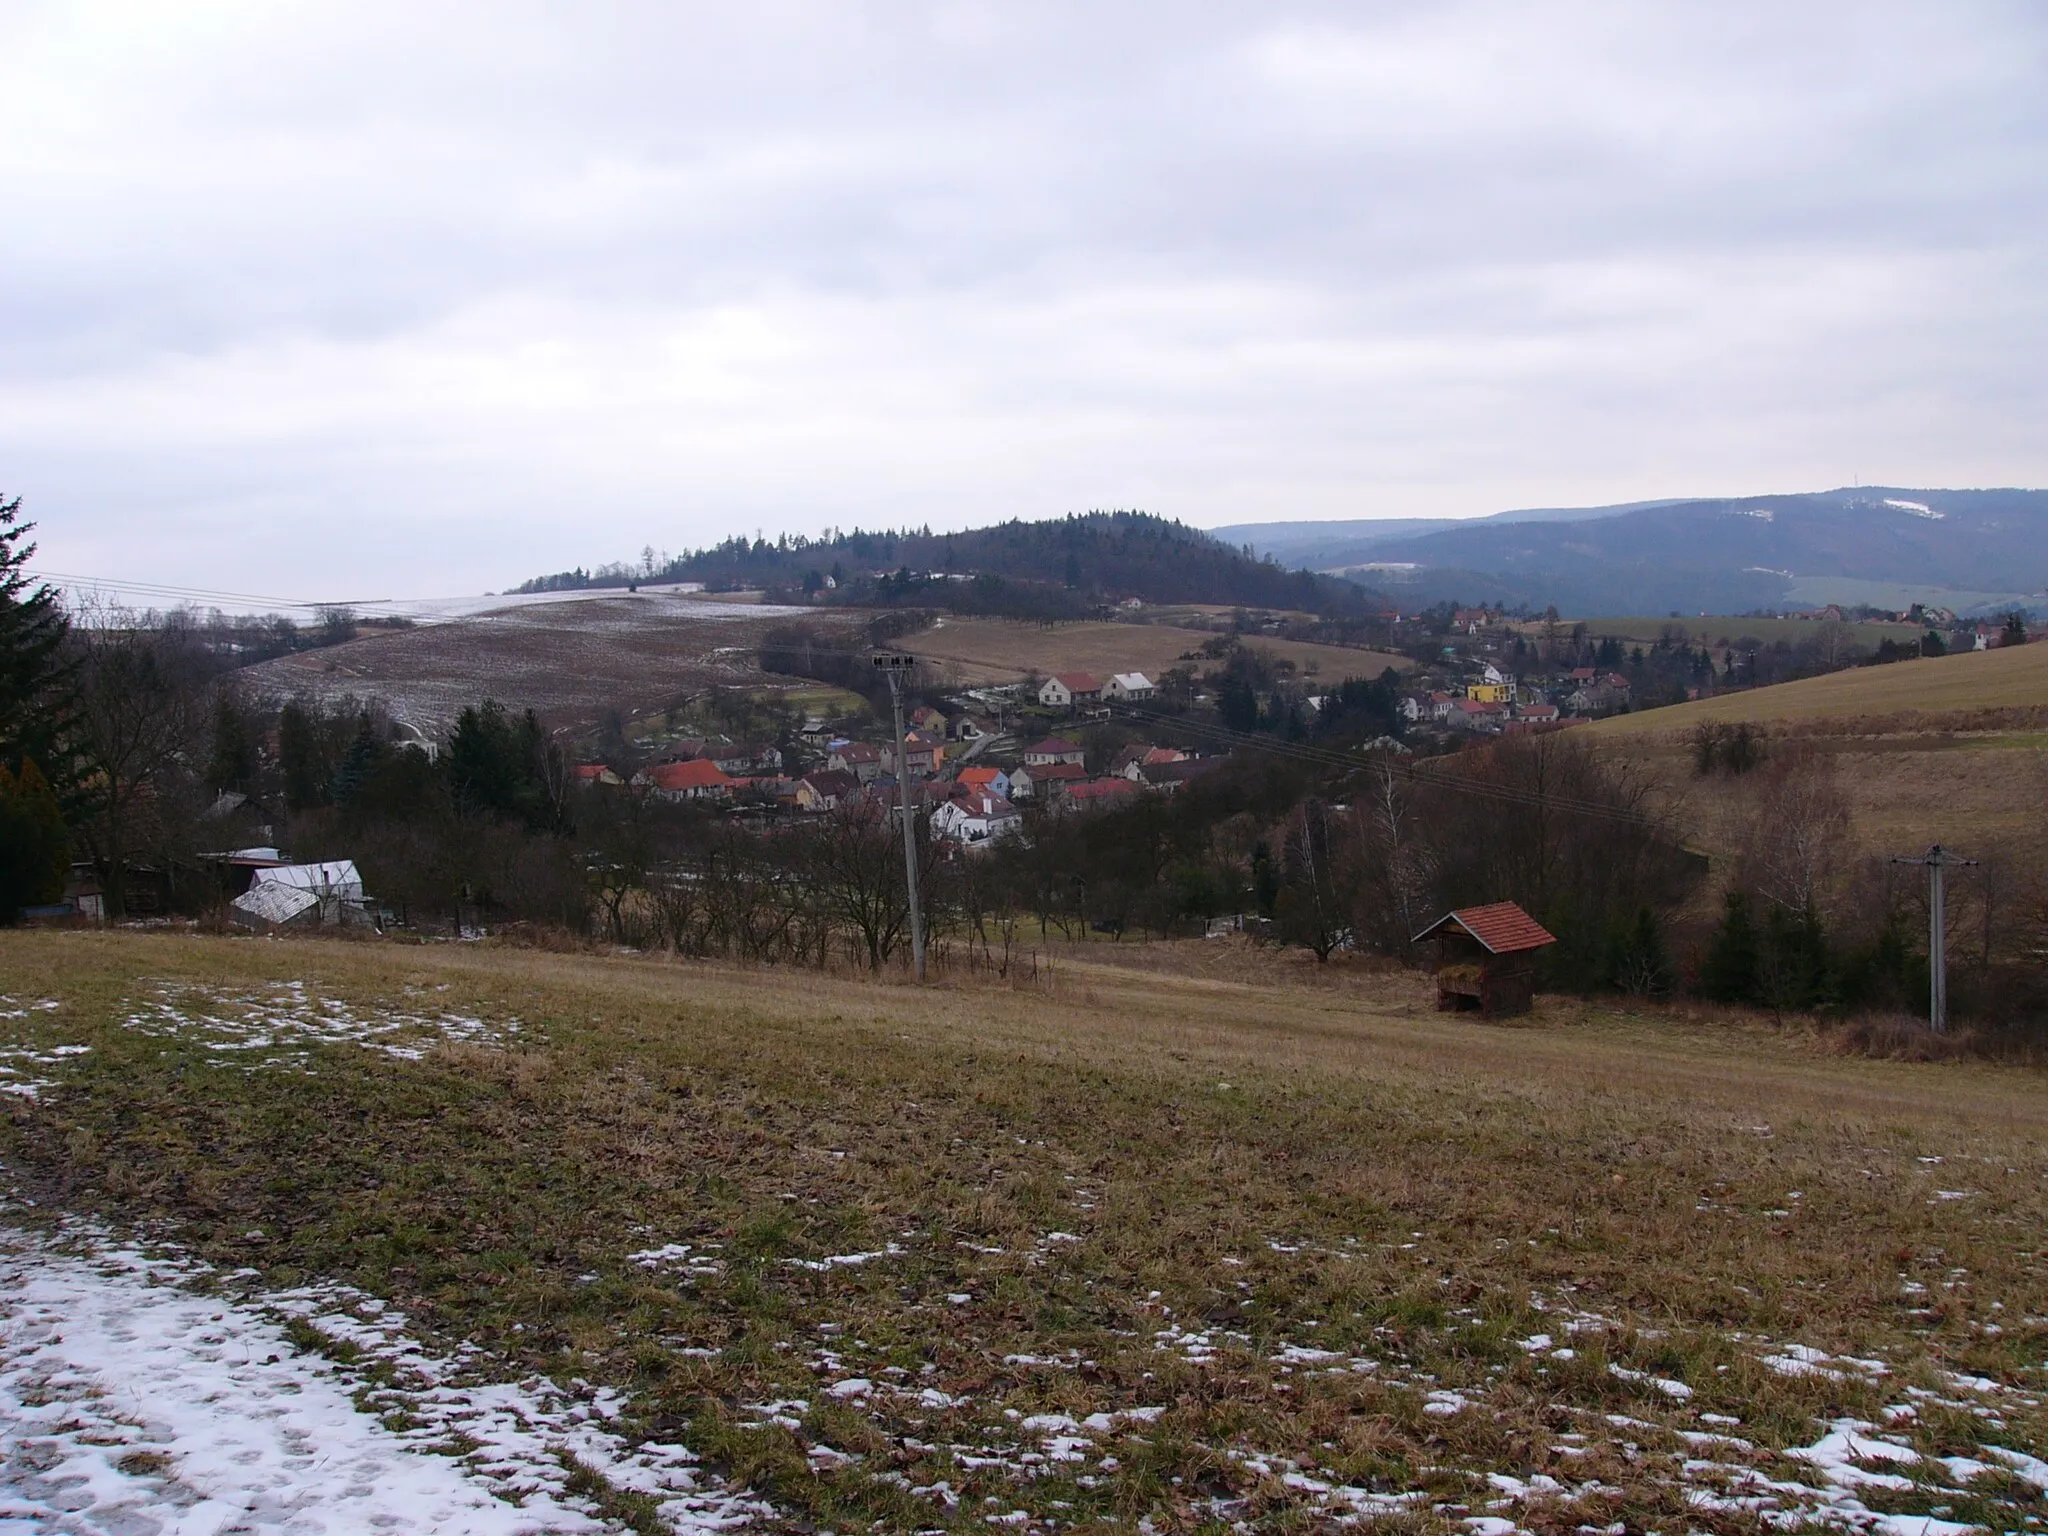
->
118;979;521;1072
0;1213;768;1535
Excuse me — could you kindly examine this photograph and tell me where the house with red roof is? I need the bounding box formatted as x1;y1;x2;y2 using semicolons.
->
639;759;732;802
1037;673;1102;709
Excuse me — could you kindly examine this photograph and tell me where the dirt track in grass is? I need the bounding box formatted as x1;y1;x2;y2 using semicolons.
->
4;930;2046;1533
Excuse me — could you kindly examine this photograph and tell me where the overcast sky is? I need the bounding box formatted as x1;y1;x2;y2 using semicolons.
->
5;2;2045;601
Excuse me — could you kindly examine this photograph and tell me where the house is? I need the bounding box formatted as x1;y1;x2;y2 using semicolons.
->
1103;672;1155;701
882;730;944;779
1060;777;1140;811
1032;761;1090;795
950;715;992;742
910;705;950;735
931;793;1023;847
1113;745;1188;780
705;743;782;774
795;769;861;812
573;762;624;786
829;742;884;783
1137;758;1211;793
955;764;1012;800
1515;703;1561;724
1037;673;1102;709
1412;902;1557;1019
1467;681;1513;705
1450;698;1507;731
1023;736;1086;767
641;759;733;801
1428;691;1457;723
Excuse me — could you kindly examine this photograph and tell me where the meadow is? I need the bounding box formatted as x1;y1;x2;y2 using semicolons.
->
5;929;2045;1533
902;618;1410;688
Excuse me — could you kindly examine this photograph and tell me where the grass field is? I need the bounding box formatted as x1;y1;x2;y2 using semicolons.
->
6;930;2047;1533
1579;645;2048;861
904;618;1411;688
1588;643;2048;737
1523;617;1929;651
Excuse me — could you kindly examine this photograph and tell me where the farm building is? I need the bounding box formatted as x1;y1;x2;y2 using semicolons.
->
1412;902;1556;1019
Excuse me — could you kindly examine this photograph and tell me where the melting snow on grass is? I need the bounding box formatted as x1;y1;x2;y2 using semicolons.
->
118;980;520;1071
0;1217;768;1534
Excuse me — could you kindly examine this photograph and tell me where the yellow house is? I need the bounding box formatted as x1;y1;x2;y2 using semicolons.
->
1467;682;1513;704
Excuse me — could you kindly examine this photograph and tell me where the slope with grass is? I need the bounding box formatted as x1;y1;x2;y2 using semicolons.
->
4;932;2046;1534
1580;643;2048;859
903;617;1410;687
1586;641;2048;736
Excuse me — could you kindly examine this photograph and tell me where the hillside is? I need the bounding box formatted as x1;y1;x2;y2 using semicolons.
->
1583;643;2048;863
901;617;1410;687
1220;487;2048;617
1585;638;2048;735
518;511;1387;620
236;593;866;735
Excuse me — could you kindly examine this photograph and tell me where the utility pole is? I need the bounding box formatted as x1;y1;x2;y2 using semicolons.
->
872;653;927;982
1888;844;1976;1032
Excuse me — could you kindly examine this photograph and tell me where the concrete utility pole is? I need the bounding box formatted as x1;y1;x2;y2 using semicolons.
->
873;653;927;982
1888;844;1977;1032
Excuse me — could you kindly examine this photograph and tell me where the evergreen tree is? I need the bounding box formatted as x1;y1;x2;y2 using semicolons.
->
1700;891;1759;1003
2003;612;2029;646
0;759;70;920
206;695;258;795
278;701;328;810
0;495;73;784
330;716;387;808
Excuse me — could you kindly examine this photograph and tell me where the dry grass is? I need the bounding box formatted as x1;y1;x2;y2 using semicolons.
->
903;618;1411;687
1585;642;2048;738
1523;616;1927;650
5;929;2046;1533
237;596;869;733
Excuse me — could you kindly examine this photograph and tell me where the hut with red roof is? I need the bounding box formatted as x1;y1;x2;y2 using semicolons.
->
1411;901;1556;1019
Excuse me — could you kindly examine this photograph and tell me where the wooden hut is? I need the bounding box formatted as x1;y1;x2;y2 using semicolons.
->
1412;902;1557;1018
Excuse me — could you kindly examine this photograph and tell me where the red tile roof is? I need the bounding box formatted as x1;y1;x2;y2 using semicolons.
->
1033;761;1089;782
647;759;731;792
1414;901;1557;954
1053;672;1101;693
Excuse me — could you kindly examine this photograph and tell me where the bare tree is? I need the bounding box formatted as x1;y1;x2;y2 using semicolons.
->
1740;750;1852;920
65;604;207;916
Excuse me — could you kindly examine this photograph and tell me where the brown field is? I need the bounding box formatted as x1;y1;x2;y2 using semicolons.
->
5;928;2045;1533
1577;645;2048;861
1523;615;1927;650
1586;642;2048;736
903;617;1411;687
236;594;868;735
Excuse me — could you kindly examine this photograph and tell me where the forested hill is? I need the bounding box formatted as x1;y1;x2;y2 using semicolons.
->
516;512;1386;619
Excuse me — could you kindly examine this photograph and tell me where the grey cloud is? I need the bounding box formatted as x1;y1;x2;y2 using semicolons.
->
2;1;2043;595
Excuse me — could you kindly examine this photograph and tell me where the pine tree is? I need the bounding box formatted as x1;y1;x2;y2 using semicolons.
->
0;495;73;783
1700;891;1759;1003
0;759;70;920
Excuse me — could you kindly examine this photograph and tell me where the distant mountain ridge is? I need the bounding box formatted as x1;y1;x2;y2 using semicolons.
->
1215;488;2048;616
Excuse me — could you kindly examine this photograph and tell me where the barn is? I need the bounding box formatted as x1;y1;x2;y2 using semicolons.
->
1412;902;1557;1019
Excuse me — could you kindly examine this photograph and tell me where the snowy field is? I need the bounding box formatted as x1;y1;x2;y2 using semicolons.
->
0;1214;768;1534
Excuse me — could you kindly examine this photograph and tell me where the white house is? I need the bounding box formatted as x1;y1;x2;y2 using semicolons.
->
1037;672;1101;708
1103;672;1155;701
931;793;1023;847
